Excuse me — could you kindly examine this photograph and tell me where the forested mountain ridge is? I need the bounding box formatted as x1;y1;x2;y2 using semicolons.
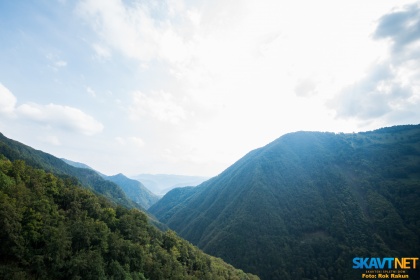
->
62;159;160;209
149;124;420;280
0;133;139;210
0;157;259;279
106;173;160;209
61;158;94;171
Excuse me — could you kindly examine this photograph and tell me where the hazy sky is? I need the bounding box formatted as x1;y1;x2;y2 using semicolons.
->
0;0;419;177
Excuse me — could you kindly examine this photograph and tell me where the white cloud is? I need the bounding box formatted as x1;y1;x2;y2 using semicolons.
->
295;79;318;97
77;0;204;68
17;103;104;135
0;83;17;115
0;84;103;136
115;136;125;145
42;135;62;146
92;43;111;59
128;136;145;148
330;3;420;125
129;91;187;124
55;60;67;67
115;136;145;150
86;86;96;97
77;0;160;61
46;53;67;70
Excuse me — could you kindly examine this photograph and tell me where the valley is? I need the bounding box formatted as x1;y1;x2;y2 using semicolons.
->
1;124;419;279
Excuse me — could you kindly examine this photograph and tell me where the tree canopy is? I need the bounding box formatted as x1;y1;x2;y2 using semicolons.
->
0;156;259;280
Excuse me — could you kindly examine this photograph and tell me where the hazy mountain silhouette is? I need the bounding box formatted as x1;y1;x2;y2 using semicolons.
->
62;159;160;209
106;173;159;209
131;174;209;195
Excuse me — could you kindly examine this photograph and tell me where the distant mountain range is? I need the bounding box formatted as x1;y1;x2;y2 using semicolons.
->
131;174;209;196
61;158;94;171
105;173;159;209
61;159;208;199
149;124;420;280
62;159;160;209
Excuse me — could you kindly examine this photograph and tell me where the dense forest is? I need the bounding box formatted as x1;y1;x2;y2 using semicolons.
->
150;125;420;280
0;156;259;279
0;133;141;210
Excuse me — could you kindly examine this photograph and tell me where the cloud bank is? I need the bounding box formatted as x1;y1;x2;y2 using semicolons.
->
330;3;420;125
76;0;194;64
0;83;103;136
0;84;17;114
129;91;188;125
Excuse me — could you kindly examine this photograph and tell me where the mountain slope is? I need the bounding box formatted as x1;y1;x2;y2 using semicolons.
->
149;124;420;280
61;158;95;171
0;132;139;210
0;156;259;279
61;159;160;209
106;173;160;209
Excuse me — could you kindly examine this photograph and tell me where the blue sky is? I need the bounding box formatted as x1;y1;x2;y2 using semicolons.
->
0;0;419;177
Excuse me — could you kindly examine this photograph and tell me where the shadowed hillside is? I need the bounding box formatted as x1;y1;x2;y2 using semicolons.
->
150;125;420;279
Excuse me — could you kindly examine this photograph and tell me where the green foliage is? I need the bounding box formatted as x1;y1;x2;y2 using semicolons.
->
0;133;139;210
150;124;420;280
105;173;159;209
0;158;259;280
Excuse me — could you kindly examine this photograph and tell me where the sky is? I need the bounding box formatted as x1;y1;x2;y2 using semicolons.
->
0;0;419;177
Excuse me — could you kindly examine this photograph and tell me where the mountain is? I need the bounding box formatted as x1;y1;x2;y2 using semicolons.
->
61;158;95;171
131;174;209;195
149;124;420;280
0;156;259;279
62;159;159;209
0;132;139;210
106;173;160;209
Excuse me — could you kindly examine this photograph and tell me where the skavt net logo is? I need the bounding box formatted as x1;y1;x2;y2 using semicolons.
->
353;257;419;279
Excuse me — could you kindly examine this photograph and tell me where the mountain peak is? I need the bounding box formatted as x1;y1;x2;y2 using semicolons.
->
150;124;420;280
